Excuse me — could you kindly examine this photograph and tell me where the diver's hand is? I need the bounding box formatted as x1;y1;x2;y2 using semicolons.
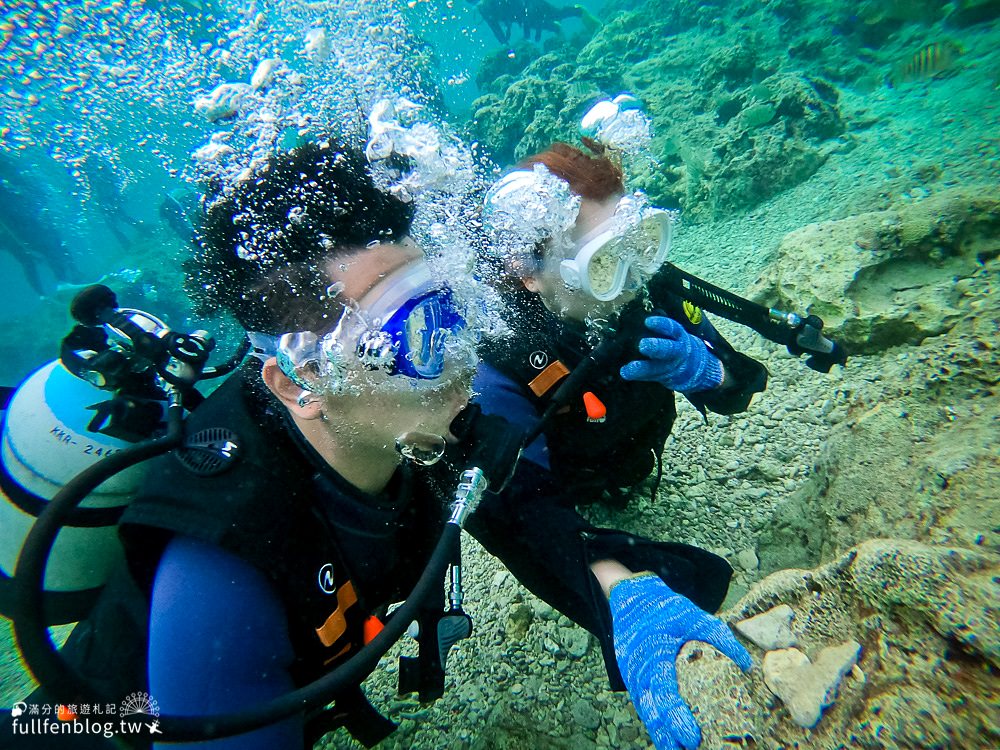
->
610;574;752;750
620;316;723;394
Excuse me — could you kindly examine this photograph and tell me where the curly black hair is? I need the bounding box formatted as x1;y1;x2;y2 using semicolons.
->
188;140;413;334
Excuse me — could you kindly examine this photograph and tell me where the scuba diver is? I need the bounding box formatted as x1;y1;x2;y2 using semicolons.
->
477;142;769;507
80;155;145;252
159;188;201;245
467;0;599;44
475;99;845;748
1;138;752;749
0;152;82;296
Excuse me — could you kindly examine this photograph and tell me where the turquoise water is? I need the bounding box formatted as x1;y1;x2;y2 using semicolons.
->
0;0;614;388
3;0;992;382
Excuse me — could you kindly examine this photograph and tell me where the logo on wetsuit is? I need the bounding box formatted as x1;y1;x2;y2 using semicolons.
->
317;563;337;595
528;350;549;370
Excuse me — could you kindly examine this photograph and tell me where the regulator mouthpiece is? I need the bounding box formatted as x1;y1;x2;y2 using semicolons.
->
395;432;447;466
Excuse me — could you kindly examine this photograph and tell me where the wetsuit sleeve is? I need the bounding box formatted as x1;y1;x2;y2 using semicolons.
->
472;362;550;468
148;536;302;750
466;460;732;691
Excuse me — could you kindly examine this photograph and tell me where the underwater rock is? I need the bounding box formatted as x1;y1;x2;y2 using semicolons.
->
758;272;999;573
945;0;1000;28
676;540;999;748
749;187;1000;354
735;604;797;650
469;0;846;221
762;641;861;728
735;547;759;571
759;367;1000;572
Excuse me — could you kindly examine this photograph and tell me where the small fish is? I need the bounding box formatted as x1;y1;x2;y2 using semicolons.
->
567;80;592;100
892;41;963;85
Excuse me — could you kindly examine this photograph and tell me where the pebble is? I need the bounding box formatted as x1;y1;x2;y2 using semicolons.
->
542;637;563;656
558;627;591;659
735;604;797;650
736;548;760;571
762;641;862;728
571;699;602;730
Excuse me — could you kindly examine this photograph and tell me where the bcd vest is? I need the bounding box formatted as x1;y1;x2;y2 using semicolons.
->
481;292;679;498
119;364;445;687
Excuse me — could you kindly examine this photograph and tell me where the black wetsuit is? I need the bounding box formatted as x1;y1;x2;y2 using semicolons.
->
475;274;769;503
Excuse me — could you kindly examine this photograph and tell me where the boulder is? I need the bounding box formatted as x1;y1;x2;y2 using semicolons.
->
749;187;1000;353
758;285;999;571
677;540;999;748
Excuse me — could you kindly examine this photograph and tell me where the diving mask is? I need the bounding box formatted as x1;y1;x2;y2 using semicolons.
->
248;261;466;394
558;195;673;302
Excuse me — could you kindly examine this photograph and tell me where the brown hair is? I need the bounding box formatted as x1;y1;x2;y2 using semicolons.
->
517;142;624;201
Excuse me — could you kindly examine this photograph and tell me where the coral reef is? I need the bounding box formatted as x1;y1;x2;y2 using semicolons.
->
469;0;854;220
677;540;999;748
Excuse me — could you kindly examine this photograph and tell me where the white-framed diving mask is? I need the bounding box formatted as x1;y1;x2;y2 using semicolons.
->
558;195;673;302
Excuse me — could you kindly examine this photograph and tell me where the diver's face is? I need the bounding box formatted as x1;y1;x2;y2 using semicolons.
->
526;195;637;323
323;243;473;443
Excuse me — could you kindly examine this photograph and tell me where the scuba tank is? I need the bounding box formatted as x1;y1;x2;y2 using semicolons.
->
0;361;147;625
0;284;225;626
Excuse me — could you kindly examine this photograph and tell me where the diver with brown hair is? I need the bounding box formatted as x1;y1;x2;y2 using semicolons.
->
474;138;766;749
0;152;82;296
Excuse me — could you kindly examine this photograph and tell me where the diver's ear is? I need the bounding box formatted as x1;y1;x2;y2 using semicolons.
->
262;358;325;420
504;256;542;293
521;275;543;293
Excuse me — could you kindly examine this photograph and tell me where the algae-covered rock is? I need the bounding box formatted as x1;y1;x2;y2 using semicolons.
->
469;0;847;220
749;187;1000;353
677;540;1000;748
757;270;999;572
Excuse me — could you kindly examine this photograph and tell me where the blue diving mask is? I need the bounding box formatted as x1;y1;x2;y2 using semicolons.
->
248;261;467;394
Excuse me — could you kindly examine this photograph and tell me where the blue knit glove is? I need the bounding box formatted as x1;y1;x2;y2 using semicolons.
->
610;574;752;750
620;316;724;394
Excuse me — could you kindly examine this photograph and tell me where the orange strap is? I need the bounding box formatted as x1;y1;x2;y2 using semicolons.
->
315;581;359;647
528;360;570;397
